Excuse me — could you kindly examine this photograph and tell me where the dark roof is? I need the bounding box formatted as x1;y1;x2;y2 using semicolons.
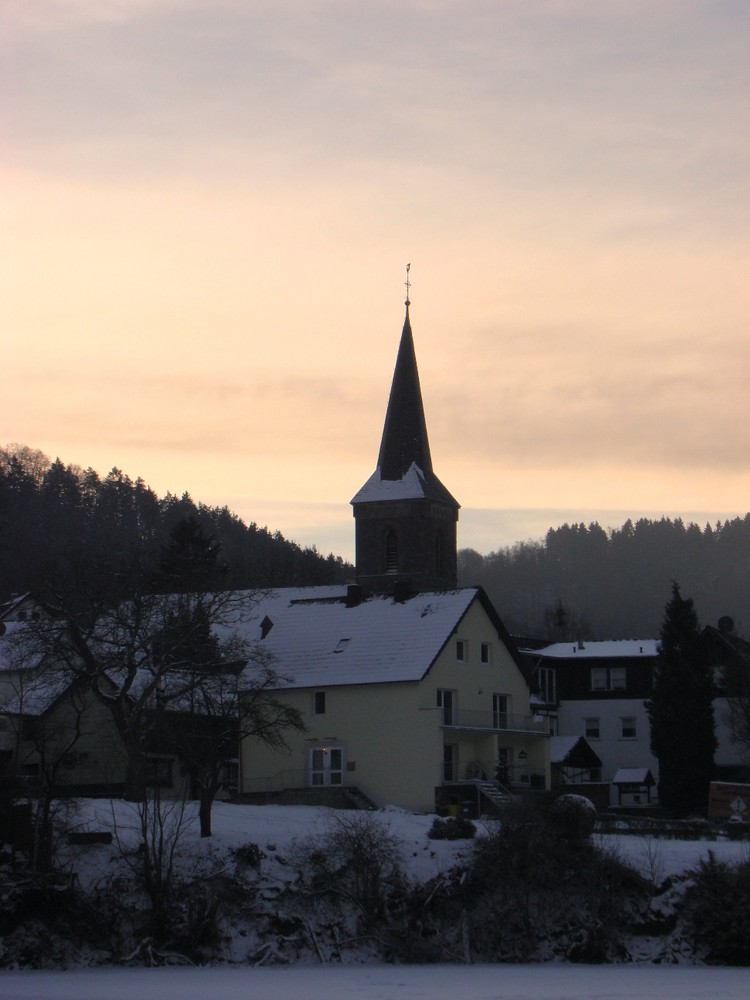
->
355;305;458;507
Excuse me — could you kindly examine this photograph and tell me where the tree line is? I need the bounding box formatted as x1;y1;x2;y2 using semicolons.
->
458;515;750;639
0;444;352;610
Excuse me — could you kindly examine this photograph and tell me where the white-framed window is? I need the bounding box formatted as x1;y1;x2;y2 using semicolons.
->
535;666;557;703
610;666;627;691
314;691;326;715
584;717;600;740
437;688;456;725
590;666;627;692
492;693;509;729
456;639;467;663
480;642;491;665
591;667;608;691
620;716;637;739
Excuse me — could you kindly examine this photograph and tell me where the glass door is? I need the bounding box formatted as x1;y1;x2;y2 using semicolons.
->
309;745;343;786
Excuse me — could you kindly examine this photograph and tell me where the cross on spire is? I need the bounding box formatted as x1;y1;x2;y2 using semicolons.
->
404;262;411;308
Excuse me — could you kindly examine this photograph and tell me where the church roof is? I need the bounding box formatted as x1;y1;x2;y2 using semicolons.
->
351;306;458;508
237;585;482;690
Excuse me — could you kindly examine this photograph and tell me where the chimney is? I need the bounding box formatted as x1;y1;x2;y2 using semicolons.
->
345;585;364;608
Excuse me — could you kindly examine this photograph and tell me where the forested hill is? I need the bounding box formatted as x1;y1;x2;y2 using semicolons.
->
0;445;352;608
459;516;750;640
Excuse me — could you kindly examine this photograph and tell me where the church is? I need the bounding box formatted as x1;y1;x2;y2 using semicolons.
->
238;296;550;813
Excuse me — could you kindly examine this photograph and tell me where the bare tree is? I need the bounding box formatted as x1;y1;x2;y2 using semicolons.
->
18;587;304;837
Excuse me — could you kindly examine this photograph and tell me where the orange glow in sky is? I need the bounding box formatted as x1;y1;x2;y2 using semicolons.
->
2;2;748;558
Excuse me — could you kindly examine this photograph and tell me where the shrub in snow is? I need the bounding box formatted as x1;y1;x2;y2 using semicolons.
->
683;853;750;965
292;812;405;928
427;816;476;841
460;797;648;963
550;794;597;840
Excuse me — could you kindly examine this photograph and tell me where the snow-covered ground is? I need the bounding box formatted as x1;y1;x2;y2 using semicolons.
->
62;798;749;888
3;962;750;999
5;798;749;995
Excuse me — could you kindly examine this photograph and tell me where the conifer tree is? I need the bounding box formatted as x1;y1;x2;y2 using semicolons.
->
647;582;717;815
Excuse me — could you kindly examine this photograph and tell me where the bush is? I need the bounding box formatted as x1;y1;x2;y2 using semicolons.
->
683;853;750;964
293;812;405;927
549;794;597;840
463;797;647;962
231;842;265;869
427;816;476;840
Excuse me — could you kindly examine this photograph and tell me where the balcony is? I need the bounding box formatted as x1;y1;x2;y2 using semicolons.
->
440;708;548;735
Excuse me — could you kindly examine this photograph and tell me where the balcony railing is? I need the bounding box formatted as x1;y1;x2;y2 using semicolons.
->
442;759;546;790
440;708;548;734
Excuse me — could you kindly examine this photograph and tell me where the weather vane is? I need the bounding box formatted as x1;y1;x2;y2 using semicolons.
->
404;262;411;307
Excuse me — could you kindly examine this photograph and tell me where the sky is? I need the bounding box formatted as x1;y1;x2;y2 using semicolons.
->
2;1;748;560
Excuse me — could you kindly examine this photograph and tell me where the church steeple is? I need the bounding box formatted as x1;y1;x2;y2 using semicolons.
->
351;287;460;594
377;304;433;482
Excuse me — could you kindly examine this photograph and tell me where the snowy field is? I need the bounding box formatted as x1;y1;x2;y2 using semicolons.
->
59;798;750;888
3;962;750;1000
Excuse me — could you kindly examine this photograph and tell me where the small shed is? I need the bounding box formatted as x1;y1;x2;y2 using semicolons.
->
550;735;602;786
612;767;655;806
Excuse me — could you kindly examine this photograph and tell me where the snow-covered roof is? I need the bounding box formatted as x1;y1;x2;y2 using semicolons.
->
0;667;75;716
238;586;481;691
351;462;434;503
0;621;43;672
523;639;659;659
549;735;581;763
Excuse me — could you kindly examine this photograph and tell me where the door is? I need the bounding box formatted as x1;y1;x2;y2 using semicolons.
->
443;743;458;782
309;745;343;786
493;693;509;729
437;688;456;725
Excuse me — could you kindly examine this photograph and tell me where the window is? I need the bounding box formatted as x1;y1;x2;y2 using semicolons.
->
535;666;557;703
610;666;627;691
590;665;627;692
480;642;491;665
492;694;509;729
314;691;326;715
435;529;445;572
456;640;467;663
584;717;600;740
221;760;239;792
146;756;174;788
385;530;398;573
437;688;455;725
620;716;637;739
443;743;458;782
591;667;608;691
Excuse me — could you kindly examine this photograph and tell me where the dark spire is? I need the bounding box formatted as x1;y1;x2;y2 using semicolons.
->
377;304;434;481
350;278;460;594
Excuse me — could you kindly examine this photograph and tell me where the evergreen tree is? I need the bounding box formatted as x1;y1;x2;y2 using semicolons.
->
647;582;717;816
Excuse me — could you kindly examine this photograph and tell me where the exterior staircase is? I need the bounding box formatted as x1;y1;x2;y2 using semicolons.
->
476;780;514;813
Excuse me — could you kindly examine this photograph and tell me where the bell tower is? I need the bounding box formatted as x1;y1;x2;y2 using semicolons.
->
351;277;459;594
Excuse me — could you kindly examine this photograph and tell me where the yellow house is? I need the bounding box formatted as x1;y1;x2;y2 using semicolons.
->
238;584;549;813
